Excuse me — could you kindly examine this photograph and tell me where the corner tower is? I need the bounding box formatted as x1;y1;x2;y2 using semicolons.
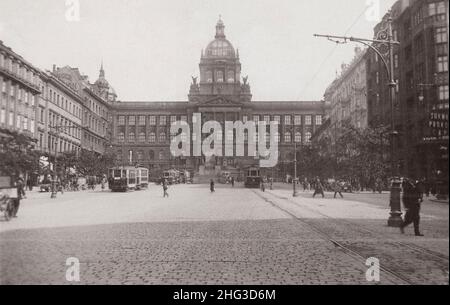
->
189;17;251;103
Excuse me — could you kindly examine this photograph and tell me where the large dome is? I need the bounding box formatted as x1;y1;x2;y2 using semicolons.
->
205;39;235;58
204;17;236;58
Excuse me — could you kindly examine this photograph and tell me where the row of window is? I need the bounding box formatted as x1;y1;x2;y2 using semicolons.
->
118;115;188;126
205;70;235;83
1;79;36;106
0;108;35;133
86;113;107;136
41;133;81;153
117;115;323;126
48;86;82;118
116;130;313;144
0;52;38;86
48;110;82;139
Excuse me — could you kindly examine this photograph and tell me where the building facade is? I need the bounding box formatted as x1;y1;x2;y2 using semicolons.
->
110;19;329;179
320;47;368;142
367;0;449;181
0;40;41;140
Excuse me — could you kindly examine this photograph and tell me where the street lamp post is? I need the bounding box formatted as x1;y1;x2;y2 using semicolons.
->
293;140;298;197
51;137;58;199
314;11;403;226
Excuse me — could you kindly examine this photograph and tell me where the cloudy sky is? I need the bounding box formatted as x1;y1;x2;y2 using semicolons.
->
0;0;397;102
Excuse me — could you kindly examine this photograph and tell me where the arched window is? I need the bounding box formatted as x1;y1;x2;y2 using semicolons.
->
305;132;312;143
128;132;135;142
159;132;166;142
227;71;235;83
284;132;291;143
216;71;224;83
295;132;302;143
159;151;165;160
206;71;213;83
149;132;156;143
138;132;146;142
118;132;125;142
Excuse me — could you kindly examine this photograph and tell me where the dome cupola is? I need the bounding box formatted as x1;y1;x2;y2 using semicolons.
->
204;17;236;58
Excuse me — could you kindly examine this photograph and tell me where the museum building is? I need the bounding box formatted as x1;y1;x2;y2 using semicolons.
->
109;18;329;179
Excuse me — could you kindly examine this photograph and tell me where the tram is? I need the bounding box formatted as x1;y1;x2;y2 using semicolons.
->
244;167;261;188
108;166;149;192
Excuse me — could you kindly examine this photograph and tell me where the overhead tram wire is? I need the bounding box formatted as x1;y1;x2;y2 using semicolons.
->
297;5;371;100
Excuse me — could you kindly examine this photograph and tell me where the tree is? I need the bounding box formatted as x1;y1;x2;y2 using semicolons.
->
0;128;40;177
301;123;390;187
75;149;116;177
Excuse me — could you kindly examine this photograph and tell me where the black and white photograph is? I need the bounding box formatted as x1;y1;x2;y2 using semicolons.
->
0;0;448;292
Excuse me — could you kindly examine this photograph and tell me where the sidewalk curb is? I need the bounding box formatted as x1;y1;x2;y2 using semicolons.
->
430;199;449;204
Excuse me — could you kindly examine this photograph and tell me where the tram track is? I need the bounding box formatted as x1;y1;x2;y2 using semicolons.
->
251;189;448;285
266;190;449;264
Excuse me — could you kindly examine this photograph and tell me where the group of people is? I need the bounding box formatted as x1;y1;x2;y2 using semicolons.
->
311;178;345;199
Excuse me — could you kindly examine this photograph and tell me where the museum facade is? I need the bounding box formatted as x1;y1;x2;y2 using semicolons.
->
109;18;329;180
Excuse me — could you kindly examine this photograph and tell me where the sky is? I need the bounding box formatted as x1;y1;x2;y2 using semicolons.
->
0;0;397;102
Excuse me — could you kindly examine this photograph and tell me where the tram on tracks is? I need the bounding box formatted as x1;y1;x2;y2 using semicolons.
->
244;167;261;188
108;166;149;192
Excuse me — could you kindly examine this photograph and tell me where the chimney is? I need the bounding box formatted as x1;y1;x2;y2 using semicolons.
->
52;64;56;72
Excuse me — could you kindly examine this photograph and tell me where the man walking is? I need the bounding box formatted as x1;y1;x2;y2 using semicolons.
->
400;178;424;236
231;176;235;188
333;180;344;199
162;179;169;198
210;179;215;193
312;178;325;198
12;177;25;218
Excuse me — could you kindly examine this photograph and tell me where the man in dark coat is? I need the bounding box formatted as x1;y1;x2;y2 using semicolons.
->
210;179;215;193
313;178;325;198
12;177;25;218
162;179;169;197
400;178;424;236
333;180;344;199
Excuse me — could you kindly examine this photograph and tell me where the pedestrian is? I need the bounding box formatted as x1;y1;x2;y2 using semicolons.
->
333;180;344;199
26;178;33;192
312;178;325;198
210;179;215;193
400;178;424;236
12;177;25;218
162;179;169;197
231;176;235;188
415;178;425;202
101;176;106;191
260;179;266;192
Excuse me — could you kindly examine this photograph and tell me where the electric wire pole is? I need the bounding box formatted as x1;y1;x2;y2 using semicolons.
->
314;11;403;227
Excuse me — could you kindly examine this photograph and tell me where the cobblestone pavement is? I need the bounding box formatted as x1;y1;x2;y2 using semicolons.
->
0;184;448;285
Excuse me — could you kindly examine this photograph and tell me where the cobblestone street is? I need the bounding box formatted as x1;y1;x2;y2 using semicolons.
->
0;184;448;285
